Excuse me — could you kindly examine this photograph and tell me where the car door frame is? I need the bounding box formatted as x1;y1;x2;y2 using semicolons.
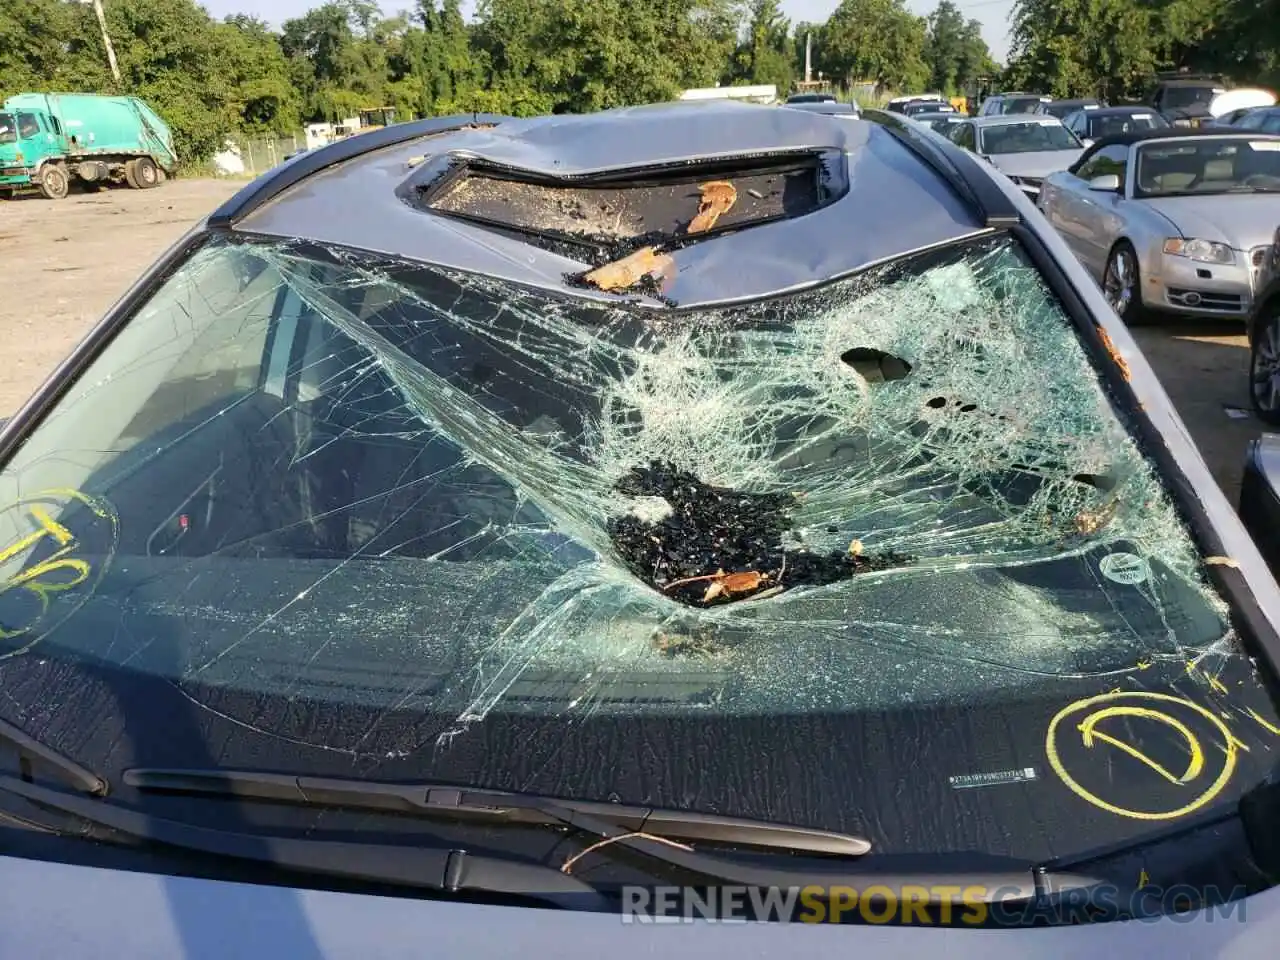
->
1072;142;1135;277
1048;143;1132;275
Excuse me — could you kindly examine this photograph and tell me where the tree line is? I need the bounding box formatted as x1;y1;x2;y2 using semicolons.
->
0;0;1274;165
0;0;997;161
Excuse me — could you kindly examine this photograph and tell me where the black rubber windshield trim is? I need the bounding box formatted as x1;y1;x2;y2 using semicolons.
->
207;113;513;228
863;109;1021;228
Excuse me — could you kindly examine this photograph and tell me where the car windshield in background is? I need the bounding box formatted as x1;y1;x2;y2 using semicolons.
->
1162;85;1220;111
980;121;1079;153
0;113;15;144
1135;137;1280;196
1044;102;1095;119
1090;113;1165;138
922;116;963;132
1004;97;1047;114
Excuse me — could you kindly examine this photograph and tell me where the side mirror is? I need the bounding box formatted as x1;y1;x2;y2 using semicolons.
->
1088;173;1121;192
1240;433;1280;573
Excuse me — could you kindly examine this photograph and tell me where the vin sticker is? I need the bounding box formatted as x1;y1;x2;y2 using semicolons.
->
949;767;1038;789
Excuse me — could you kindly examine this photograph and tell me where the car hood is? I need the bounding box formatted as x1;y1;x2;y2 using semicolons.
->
987;150;1083;178
1142;194;1280;249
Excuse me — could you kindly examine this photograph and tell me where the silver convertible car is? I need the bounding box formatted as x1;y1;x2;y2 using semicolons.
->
5;101;1280;957
1037;128;1280;322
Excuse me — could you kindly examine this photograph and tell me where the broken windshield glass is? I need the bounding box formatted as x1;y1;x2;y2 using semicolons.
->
0;232;1238;745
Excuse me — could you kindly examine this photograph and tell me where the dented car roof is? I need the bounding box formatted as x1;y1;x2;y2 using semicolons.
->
228;102;989;308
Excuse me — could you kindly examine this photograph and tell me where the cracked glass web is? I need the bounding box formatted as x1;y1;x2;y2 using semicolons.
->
0;232;1238;754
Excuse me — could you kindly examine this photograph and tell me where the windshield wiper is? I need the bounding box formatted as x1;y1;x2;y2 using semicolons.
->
0;773;608;909
0;717;107;796
125;767;872;857
124;769;1107;904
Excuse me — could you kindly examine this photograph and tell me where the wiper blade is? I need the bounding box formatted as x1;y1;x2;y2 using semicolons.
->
126;767;872;857
125;768;1105;904
0;717;107;796
0;774;607;909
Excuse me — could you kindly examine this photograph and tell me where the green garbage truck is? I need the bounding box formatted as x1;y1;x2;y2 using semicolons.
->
0;93;178;200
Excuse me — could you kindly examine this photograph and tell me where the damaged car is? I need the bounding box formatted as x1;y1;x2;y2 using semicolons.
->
3;101;1280;957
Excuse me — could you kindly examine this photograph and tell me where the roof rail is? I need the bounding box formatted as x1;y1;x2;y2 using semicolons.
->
207;113;512;228
863;109;1020;228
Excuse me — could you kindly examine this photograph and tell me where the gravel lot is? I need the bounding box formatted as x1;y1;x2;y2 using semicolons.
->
0;179;1264;503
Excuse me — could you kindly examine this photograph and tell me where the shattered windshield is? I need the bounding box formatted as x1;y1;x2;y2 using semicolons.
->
0;230;1237;738
980;121;1081;154
0;113;15;145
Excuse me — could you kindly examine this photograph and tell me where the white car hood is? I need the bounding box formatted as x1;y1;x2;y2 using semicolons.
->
987;150;1083;178
1142;193;1280;250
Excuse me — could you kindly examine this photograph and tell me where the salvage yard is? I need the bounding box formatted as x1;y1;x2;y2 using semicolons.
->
0;178;1265;504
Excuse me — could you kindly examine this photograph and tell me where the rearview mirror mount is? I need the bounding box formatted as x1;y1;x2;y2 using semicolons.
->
1088;173;1121;192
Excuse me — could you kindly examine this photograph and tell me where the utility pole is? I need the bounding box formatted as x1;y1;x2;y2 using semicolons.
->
90;0;122;85
804;31;812;84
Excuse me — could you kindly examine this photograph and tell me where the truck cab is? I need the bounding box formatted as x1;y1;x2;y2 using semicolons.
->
0;106;65;194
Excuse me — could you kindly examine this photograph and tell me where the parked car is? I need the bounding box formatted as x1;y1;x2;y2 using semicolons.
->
1063;105;1169;146
901;99;953;117
1034;98;1105;120
945;114;1085;198
5;101;1280;955
785;92;836;104
1038;128;1280;323
1215;105;1280;133
977;92;1052;116
1246;234;1280;424
908;111;966;137
884;93;946;114
781;100;859;118
1149;73;1227;127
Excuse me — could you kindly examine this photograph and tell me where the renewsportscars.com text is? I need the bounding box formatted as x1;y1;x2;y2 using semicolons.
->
620;884;1250;925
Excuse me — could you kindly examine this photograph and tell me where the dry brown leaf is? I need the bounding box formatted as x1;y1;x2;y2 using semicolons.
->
687;180;737;234
581;246;673;291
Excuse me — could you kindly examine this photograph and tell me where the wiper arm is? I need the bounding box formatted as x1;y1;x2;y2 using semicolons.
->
125;767;872;857
126;768;1106;904
0;717;107;796
0;774;607;909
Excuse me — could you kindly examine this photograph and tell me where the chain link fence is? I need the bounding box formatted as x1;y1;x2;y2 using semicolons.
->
214;132;308;179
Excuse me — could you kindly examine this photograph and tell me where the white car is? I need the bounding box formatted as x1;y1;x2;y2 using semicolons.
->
944;114;1085;198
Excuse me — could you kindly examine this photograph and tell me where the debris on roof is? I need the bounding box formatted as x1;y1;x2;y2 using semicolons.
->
687;181;738;234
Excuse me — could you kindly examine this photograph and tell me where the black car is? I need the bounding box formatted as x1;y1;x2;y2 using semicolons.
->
901;99;953;117
1149;73;1227;126
1034;98;1105;120
785;92;836;104
1061;105;1170;144
979;92;1052;116
5;101;1280;947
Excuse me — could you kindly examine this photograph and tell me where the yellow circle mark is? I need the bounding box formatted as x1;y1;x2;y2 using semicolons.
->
1045;691;1237;821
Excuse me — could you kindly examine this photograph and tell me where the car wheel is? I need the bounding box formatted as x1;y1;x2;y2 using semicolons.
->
38;164;69;200
1250;305;1280;426
1103;241;1144;324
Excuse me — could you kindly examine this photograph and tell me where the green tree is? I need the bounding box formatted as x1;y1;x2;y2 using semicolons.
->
818;0;929;92
923;1;997;94
728;0;794;91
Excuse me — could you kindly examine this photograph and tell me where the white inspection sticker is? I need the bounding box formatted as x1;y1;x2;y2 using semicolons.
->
949;768;1038;789
1099;552;1151;585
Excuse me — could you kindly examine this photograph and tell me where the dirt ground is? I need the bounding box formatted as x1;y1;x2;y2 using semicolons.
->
0;179;1265;504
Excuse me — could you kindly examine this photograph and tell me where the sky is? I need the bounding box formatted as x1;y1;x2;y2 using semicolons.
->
200;0;1016;66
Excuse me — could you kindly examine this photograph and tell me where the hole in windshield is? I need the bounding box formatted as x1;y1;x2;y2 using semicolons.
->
0;233;1235;741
